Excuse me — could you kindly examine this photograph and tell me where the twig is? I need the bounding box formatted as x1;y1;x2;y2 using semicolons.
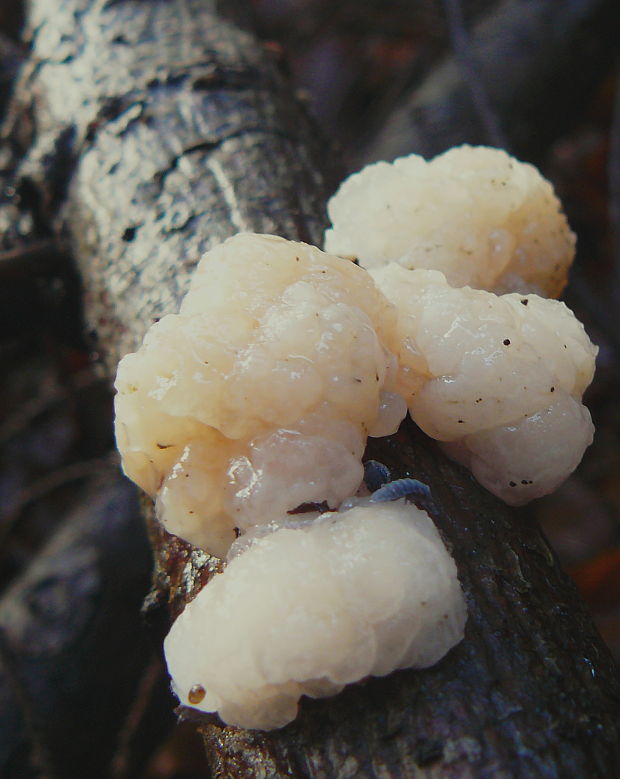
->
442;0;508;149
10;0;620;774
109;655;168;779
608;74;620;309
363;0;620;164
0;240;67;282
0;627;59;779
0;454;117;547
0;368;106;447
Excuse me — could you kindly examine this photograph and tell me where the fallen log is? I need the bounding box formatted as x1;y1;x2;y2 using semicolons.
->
5;0;620;775
0;468;162;779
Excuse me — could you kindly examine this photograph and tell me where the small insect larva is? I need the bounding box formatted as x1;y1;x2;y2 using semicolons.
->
363;459;391;492
370;478;431;503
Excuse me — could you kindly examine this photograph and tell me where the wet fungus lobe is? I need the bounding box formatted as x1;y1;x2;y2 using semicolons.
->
114;233;406;557
325;145;597;506
324;145;575;296
113;145;597;731
369;265;596;505
113;232;466;731
164;499;466;730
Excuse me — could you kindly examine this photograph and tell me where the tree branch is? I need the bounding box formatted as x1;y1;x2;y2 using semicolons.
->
5;0;620;775
0;469;163;779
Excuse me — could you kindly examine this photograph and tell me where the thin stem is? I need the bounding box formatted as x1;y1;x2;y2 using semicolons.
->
443;0;509;150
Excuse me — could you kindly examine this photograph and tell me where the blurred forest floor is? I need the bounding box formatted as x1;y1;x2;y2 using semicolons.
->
0;1;618;776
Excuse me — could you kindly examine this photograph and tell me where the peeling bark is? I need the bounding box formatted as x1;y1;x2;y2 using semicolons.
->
5;0;620;776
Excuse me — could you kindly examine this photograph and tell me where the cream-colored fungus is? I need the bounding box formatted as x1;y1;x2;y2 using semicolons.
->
371;264;597;504
324;145;575;296
164;499;466;730
115;146;596;733
114;233;405;556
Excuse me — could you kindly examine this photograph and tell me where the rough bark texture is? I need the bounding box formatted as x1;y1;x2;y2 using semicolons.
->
6;0;620;776
9;0;334;373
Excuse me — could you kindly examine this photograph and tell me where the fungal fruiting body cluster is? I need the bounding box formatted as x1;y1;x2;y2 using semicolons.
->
164;500;465;730
115;233;405;557
370;266;596;504
116;231;464;729
114;145;597;731
324;145;574;296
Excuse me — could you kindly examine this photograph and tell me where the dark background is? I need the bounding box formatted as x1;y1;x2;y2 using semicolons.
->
0;1;618;776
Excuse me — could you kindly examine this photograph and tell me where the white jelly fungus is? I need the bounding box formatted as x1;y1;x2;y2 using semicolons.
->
164;499;467;730
371;264;597;504
324;145;575;296
115;145;597;733
114;233;405;556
